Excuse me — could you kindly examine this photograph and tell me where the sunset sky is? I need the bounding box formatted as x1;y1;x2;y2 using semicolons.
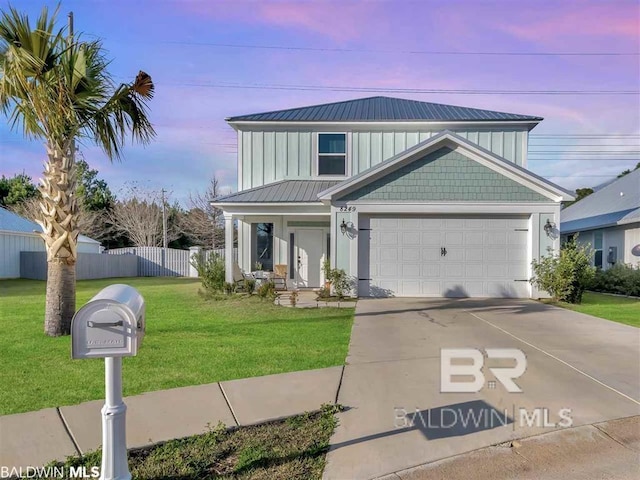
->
1;0;638;205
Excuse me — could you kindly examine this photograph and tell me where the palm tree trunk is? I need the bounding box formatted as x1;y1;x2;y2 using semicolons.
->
37;144;79;336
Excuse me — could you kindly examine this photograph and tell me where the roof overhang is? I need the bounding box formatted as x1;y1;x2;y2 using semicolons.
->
226;119;541;131
318;130;574;203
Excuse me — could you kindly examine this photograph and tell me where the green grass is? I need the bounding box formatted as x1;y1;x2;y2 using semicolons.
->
51;406;339;480
0;278;354;415
542;291;640;327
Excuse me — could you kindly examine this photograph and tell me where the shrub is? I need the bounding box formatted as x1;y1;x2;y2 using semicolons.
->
244;278;256;295
317;286;331;299
322;260;332;284
330;268;351;300
530;238;595;304
223;282;236;295
289;290;299;307
191;252;226;292
257;281;277;301
591;263;640;297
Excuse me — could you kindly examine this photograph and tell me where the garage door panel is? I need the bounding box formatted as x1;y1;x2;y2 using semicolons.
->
464;219;485;229
401;280;421;295
367;215;529;298
465;264;484;277
421;232;441;246
380;249;397;261
402;264;421;278
446;263;464;277
380;232;399;245
377;218;399;229
420;218;442;229
400;218;421;229
444;231;463;245
421;248;440;261
402;231;421;245
421;281;441;295
485;231;507;245
464;281;485;296
464;231;484;245
508;231;527;244
507;247;527;262
401;248;420;262
421;264;440;277
378;263;398;277
487;264;508;278
465;248;484;262
444;218;464;228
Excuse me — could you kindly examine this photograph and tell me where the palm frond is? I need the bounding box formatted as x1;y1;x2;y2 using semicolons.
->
0;5;155;157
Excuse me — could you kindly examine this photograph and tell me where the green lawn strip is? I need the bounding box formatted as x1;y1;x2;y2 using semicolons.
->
0;278;354;415
541;291;640;327
49;406;340;480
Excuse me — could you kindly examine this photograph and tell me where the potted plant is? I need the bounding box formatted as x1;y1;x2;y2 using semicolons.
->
254;261;263;271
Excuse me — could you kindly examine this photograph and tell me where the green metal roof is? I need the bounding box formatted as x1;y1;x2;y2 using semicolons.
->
226;96;543;123
213;180;340;203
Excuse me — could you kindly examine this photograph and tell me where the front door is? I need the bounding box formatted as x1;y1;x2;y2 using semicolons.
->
295;229;323;288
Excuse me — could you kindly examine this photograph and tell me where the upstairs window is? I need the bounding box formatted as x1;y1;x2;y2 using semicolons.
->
318;133;346;175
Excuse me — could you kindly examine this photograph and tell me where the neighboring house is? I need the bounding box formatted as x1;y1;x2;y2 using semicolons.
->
214;96;573;298
0;206;101;278
560;168;640;269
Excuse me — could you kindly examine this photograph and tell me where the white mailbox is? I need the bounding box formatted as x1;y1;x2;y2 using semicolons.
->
71;284;145;359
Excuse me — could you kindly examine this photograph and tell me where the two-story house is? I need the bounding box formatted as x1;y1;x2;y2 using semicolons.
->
214;96;573;298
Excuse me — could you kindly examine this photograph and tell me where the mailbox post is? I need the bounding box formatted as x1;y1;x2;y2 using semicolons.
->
71;285;145;480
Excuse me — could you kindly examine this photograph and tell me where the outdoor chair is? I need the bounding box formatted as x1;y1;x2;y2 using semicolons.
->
273;264;288;291
233;263;253;290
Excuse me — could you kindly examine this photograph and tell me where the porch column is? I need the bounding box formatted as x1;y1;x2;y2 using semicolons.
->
224;213;234;283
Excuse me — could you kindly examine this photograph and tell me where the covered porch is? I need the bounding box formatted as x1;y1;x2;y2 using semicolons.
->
213;180;341;289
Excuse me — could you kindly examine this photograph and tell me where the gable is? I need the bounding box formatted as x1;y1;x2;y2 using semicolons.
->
338;147;550;202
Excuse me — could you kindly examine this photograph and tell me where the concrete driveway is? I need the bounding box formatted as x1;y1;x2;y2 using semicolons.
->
323;298;640;480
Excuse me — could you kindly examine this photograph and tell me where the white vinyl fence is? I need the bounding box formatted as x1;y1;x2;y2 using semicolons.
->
21;252;137;280
107;246;238;277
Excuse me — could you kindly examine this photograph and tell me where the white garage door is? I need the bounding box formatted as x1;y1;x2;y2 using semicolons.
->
364;216;530;298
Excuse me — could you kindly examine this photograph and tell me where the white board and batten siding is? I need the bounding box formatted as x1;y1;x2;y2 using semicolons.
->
359;216;530;298
238;128;528;190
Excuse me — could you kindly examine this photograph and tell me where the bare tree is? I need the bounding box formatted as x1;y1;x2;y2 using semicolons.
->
10;196;110;241
184;176;227;249
109;184;179;247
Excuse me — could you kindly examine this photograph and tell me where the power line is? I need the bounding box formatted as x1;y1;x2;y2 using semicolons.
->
530;134;640;138
159;41;639;57
160;81;639;95
528;151;640;154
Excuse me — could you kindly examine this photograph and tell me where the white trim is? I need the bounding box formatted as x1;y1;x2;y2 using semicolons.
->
213;202;327;207
318;132;572;202
237;129;243;191
316;132;349;178
228;120;540;129
340;202;558;215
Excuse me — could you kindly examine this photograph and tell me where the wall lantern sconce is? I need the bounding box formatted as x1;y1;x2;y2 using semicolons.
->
544;218;555;237
340;219;348;235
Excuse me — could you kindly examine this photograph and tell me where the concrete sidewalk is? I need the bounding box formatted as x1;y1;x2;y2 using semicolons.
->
0;366;343;470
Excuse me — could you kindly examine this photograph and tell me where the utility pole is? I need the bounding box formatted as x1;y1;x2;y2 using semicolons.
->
161;189;168;250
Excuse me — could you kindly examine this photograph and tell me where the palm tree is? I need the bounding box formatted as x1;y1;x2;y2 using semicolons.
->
0;6;155;336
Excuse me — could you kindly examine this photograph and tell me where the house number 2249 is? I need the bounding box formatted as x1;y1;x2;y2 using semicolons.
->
339;206;356;212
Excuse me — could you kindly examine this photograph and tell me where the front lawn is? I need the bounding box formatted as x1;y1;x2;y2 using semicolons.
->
0;278;354;415
542;291;640;327
51;406;338;480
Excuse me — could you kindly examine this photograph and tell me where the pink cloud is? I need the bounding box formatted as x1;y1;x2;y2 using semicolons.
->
177;0;384;42
500;3;639;44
